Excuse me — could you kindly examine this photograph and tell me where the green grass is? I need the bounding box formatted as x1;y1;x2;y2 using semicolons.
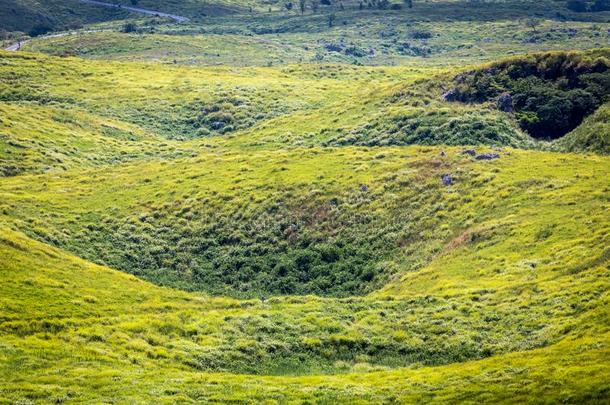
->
19;1;610;67
1;145;609;399
1;1;610;402
558;103;610;153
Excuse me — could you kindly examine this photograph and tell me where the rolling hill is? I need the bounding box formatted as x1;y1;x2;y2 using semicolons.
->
1;0;609;403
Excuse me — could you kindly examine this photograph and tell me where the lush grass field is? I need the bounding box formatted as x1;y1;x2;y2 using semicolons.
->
1;48;610;401
1;144;609;399
1;0;610;402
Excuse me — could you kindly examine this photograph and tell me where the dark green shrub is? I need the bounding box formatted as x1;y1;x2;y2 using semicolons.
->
446;52;610;139
28;23;53;37
122;22;138;33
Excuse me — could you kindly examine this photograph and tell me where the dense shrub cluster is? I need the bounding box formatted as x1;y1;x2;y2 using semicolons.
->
324;109;529;147
445;52;610;139
28;172;455;298
114;88;297;139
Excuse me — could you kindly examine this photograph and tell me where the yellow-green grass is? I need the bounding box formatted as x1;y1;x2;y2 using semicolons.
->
1;40;610;402
1;143;609;401
0;51;405;143
0;50;539;175
0;102;199;176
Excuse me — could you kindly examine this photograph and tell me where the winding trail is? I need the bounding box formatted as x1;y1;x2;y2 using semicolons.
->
4;0;188;51
79;0;189;23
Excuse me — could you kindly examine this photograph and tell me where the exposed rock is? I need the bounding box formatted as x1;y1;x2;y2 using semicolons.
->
283;223;299;236
497;92;514;112
442;88;459;102
324;42;344;52
475;153;500;160
360;184;369;192
462;149;476;156
442;173;453;186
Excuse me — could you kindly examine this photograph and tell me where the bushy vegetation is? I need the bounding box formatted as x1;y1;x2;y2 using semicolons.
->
567;0;610;12
445;51;610;139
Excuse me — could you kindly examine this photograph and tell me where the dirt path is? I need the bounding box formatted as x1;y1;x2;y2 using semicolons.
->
5;42;22;51
79;0;189;23
4;0;188;51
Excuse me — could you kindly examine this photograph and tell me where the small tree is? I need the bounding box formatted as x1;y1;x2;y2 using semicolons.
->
122;22;138;33
328;13;336;27
404;0;413;8
130;0;139;5
525;18;541;34
285;2;294;11
299;0;306;14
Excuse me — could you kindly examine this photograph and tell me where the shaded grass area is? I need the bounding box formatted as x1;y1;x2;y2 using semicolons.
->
558;102;610;153
0;0;130;33
1;143;609;297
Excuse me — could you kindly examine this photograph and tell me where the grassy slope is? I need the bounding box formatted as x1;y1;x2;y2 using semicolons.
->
0;52;369;140
0;102;199;176
1;50;609;389
1;2;610;400
0;0;130;33
558;103;610;154
0;51;535;174
1;145;609;401
18;0;610;67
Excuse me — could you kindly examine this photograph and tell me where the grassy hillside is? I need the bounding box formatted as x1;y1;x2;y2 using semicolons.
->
558;103;610;153
20;2;610;66
1;0;610;401
1;51;610;402
0;0;130;34
1;144;609;399
0;51;537;173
